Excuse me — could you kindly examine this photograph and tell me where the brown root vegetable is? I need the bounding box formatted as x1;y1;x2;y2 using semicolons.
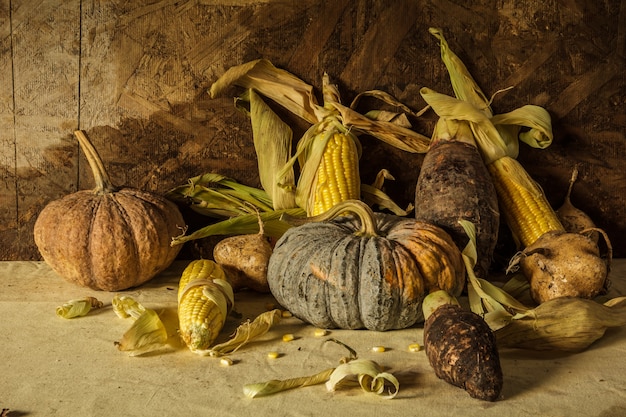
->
512;228;612;304
213;215;273;293
415;118;499;279
423;291;503;401
556;165;598;243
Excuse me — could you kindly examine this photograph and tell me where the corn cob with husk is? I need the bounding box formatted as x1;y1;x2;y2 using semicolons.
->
210;59;425;217
292;74;361;216
423;28;611;304
177;259;234;353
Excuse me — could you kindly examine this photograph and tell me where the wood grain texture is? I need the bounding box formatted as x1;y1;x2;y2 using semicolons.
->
1;0;625;262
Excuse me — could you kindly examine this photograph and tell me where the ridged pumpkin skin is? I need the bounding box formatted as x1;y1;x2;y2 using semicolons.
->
34;188;184;291
34;131;185;291
267;211;465;331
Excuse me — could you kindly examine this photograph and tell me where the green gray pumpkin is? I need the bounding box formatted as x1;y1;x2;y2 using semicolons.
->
267;201;465;331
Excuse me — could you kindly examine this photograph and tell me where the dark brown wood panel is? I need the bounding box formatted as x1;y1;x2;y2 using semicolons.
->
1;0;624;262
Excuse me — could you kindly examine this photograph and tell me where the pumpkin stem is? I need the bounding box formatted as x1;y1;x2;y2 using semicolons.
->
281;199;379;236
74;130;118;194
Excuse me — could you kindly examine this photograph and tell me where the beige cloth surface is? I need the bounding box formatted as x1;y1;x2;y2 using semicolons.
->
1;260;625;417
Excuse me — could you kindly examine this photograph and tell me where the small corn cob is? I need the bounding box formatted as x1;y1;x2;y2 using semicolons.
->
488;156;565;248
309;131;360;216
178;259;234;352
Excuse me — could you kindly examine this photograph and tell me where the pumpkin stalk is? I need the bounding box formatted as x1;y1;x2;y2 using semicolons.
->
281;199;379;237
74;130;117;194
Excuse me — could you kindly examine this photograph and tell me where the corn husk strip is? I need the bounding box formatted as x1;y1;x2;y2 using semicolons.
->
359;170;413;216
459;220;530;330
326;359;400;399
350;89;429;118
171;207;305;245
495;296;626;351
209;59;325;124
112;295;145;320
244;359;399;399
197;309;283;357
328;100;430;153
244;368;335;398
56;297;103;319
426;28;553;163
115;308;168;356
248;88;297;210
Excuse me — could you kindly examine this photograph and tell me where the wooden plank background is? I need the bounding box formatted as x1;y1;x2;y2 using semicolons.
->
1;0;625;264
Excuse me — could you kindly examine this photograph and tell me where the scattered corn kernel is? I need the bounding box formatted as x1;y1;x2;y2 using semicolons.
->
371;346;386;353
313;328;328;337
282;333;295;342
408;343;422;352
281;310;293;318
267;351;280;359
220;357;234;366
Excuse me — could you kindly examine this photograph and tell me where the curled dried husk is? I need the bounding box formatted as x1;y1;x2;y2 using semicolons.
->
56;296;103;319
326;359;400;399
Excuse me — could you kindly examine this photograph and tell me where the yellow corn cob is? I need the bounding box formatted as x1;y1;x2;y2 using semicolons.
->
178;259;234;352
310;132;360;216
488;156;565;248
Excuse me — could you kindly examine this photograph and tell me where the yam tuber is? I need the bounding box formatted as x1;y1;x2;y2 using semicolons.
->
422;290;503;401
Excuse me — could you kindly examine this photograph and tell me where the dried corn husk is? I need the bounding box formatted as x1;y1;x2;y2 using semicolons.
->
197;309;283;357
112;295;168;356
425;28;553;164
495;296;626;351
243;359;399;399
56;297;103;319
247;88;297;210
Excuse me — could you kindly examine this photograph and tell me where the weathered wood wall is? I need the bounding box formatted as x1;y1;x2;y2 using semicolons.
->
1;0;625;263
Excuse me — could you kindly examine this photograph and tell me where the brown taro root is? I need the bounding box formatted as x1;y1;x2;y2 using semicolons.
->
213;215;273;293
34;131;185;291
415;119;499;279
512;229;612;304
423;291;503;402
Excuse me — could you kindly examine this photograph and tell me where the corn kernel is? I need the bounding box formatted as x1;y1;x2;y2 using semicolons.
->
281;310;293;318
408;343;422;352
267;351;280;359
220;357;234;366
313;328;328;337
371;346;386;353
282;333;295;342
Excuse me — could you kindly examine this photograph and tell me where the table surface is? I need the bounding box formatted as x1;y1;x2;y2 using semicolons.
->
1;260;625;417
